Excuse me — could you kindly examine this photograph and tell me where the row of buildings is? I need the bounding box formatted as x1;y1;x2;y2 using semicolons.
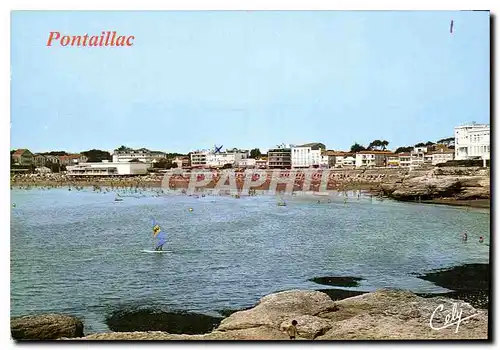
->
11;123;490;176
266;144;456;169
11;150;89;167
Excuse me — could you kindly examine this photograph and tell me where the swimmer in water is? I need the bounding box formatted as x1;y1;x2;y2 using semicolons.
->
479;236;484;243
462;232;468;241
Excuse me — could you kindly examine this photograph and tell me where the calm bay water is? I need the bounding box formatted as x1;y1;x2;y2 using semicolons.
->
10;188;490;334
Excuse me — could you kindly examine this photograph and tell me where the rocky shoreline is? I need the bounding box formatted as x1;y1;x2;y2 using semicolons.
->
13;289;486;340
12;264;490;341
11;166;490;208
376;166;490;207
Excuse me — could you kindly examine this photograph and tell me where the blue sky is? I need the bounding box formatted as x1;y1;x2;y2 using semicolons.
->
11;11;490;153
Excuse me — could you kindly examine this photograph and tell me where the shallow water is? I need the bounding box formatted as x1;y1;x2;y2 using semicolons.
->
10;188;490;333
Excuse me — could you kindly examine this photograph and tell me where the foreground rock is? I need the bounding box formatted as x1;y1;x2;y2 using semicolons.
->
75;289;488;340
11;314;84;340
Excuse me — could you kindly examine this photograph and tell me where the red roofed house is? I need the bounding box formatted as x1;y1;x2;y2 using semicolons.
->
398;153;412;168
59;154;89;166
11;149;34;166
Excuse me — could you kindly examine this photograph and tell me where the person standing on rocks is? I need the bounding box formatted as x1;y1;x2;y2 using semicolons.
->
287;320;299;340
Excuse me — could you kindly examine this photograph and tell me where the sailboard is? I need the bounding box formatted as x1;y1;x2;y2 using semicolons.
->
143;218;168;252
141;249;172;253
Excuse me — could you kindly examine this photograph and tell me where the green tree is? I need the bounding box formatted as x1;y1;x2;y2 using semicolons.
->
250;148;262;159
81;149;112;162
414;142;425;147
153;159;174;169
425;141;434;146
436;137;455;146
40;151;68;156
350;143;366;153
368;140;389;151
395;146;413;154
367;140;379;150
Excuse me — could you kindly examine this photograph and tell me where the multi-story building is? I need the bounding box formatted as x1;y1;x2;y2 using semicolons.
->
430;149;455;165
33;154;47;167
355;151;392;168
268;146;292;169
190;150;209;168
290;143;325;168
424;154;433;165
398;153;411;167
320;150;337;168
255;158;268;169
387;155;400;168
59;154;89;166
454;123;490;160
45;155;60;164
112;147;165;164
190;147;249;168
410;151;425;168
328;152;356;168
11;149;34;166
206;148;249;168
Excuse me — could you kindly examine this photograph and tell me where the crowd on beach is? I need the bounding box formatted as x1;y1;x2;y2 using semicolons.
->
10;170;385;195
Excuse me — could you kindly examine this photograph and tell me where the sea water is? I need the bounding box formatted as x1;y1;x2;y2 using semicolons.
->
10;188;490;333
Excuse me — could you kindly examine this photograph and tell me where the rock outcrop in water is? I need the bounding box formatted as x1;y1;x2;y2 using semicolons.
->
72;289;488;340
11;314;84;340
105;308;223;334
309;276;364;287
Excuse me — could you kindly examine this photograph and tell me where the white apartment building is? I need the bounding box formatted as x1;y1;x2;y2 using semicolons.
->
341;155;356;168
112;147;165;165
399;153;411;167
410;151;425;168
430;149;455;165
455;124;490;160
190;150;210;167
291;147;312;168
291;143;325;168
355;151;392;168
191;148;249;168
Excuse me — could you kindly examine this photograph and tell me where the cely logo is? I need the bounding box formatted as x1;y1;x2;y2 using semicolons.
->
429;303;480;333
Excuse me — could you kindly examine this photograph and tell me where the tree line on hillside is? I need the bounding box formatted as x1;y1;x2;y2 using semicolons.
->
349;137;454;154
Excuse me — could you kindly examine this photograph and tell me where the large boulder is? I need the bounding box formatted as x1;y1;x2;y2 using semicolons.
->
216;290;336;332
11;314;84;340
